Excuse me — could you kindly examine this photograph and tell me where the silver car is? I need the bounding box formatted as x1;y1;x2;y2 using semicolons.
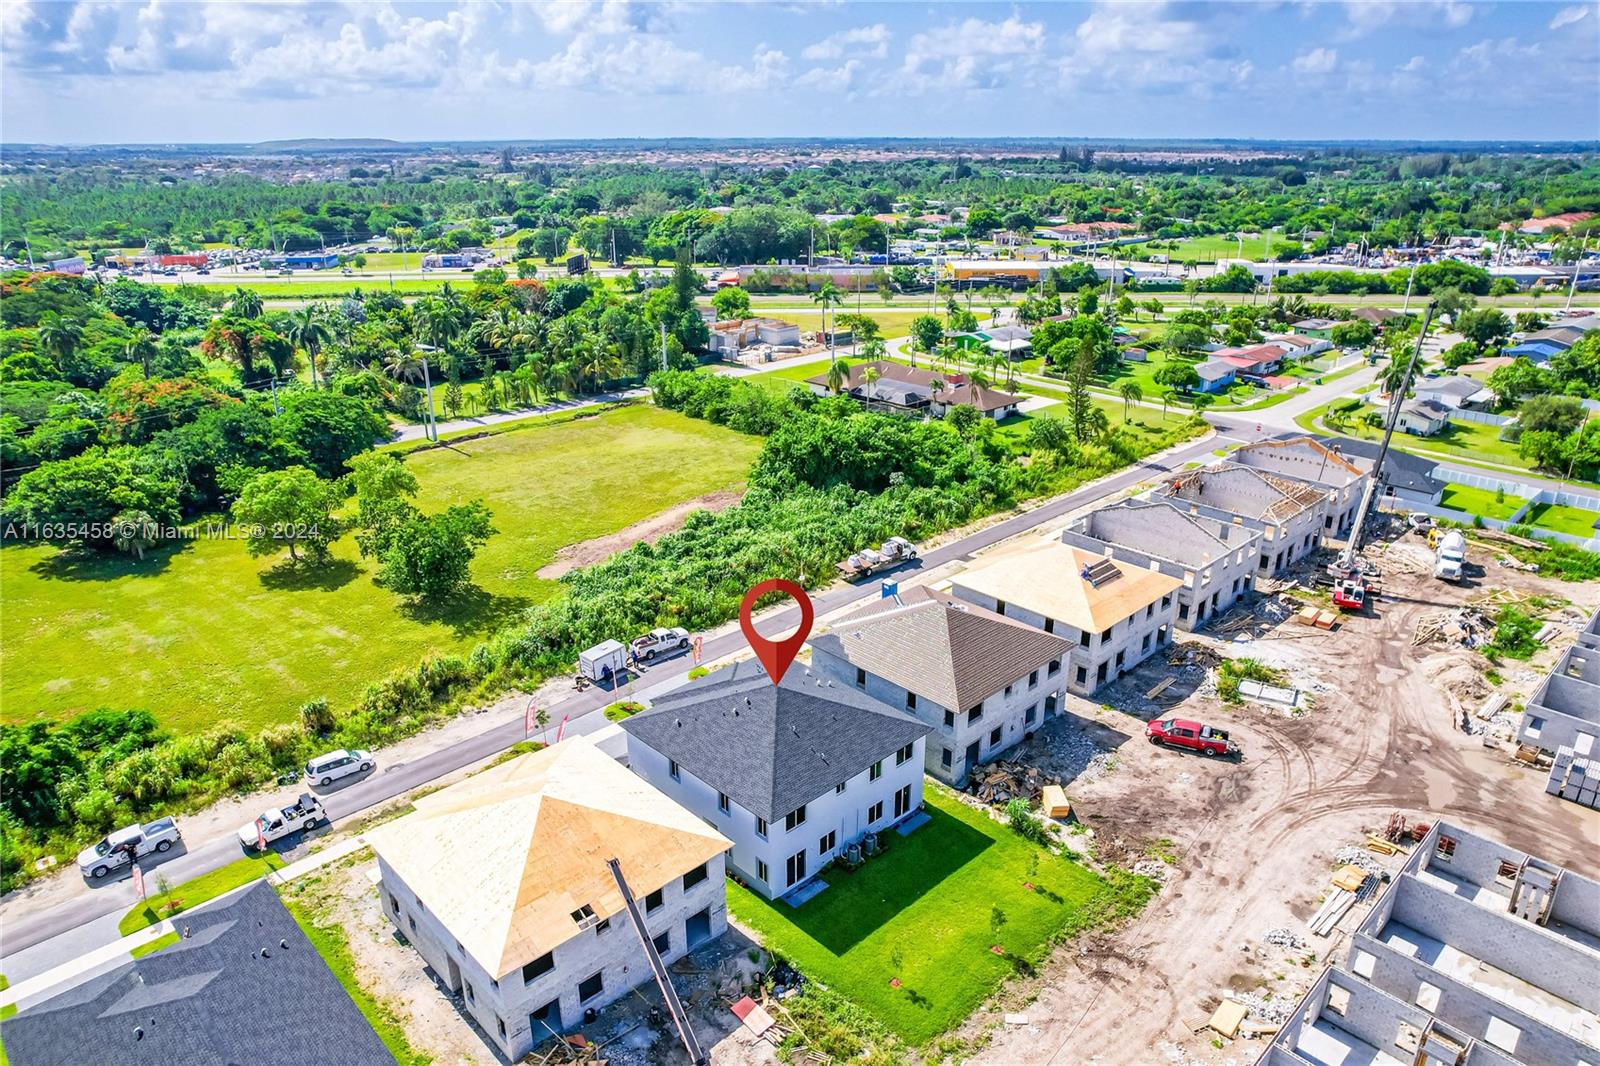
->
306;748;374;787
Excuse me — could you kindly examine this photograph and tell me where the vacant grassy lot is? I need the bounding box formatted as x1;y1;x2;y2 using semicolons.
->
1439;484;1525;521
1133;234;1278;262
729;788;1114;1044
1525;503;1600;539
2;406;760;733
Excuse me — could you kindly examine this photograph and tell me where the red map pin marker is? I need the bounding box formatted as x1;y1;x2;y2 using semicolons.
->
739;578;813;685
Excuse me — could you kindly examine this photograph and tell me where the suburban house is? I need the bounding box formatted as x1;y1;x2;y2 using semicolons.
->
948;540;1182;695
1504;324;1589;363
1314;435;1444;507
1349;306;1408;329
1195;358;1238;393
1061;499;1263;630
1228;436;1371;537
1212;342;1291;377
365;736;731;1060
708;317;802;358
1152;465;1331;574
805;359;1023;420
0;882;396;1066
620;661;931;901
1290;317;1338;340
810;586;1075;786
1414;374;1494;411
1517;608;1600;810
1396;397;1453;436
976;324;1034;359
1263;820;1600;1066
1264;332;1333;359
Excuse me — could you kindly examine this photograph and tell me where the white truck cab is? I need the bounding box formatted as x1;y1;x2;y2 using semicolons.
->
630;627;690;661
237;794;327;851
78;818;182;878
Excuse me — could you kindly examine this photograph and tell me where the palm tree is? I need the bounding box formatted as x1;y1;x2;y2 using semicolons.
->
230;287;263;318
861;365;880;410
1378;358;1410;398
286;306;331;389
123;328;157;377
383;349;427;385
1160;388;1175;419
36;313;83;365
811;281;844;365
1119;381;1144;420
826;358;850;395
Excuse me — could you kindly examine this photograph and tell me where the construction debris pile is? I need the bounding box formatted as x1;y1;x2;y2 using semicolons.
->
1210;595;1297;642
1412;607;1494;648
1332;846;1386;879
968;760;1061;807
1131;859;1172;882
1261;928;1306;951
1231;991;1295;1026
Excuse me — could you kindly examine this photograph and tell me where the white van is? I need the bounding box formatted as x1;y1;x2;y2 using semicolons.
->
306;748;374;787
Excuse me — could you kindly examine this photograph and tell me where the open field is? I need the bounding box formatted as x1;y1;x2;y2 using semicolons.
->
1131;233;1279;262
728;787;1114;1044
1525;502;1600;538
0;405;760;734
1439;484;1524;520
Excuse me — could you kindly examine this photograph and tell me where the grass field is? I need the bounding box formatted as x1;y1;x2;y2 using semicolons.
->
119;852;286;934
1;405;761;734
730;789;1118;1044
1132;234;1278;262
1525;502;1600;538
1439;484;1526;521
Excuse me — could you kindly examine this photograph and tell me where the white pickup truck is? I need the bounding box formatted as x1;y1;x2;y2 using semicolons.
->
630;626;690;661
78;818;182;878
237;794;327;851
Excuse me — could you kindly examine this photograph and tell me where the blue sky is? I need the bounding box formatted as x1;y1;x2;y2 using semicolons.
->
2;1;1596;144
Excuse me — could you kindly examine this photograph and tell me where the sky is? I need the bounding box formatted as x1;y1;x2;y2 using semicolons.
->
2;1;1597;145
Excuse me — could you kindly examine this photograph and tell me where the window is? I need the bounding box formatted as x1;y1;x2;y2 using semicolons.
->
1029;669;1039;688
1351;949;1375;979
645;888;664;913
785;848;807;887
893;784;911;818
1078;631;1090;648
1115;650;1125;668
835;780;847;794
465;980;475;1003
785;805;807;832
755;817;768;839
943;710;955;728
1004;683;1014;698
1075;666;1087;685
595;917;611;934
1178;603;1190;621
1043;618;1054;634
989;726;1002;746
1415;981;1441;1012
668;759;680;781
683;862;708;890
967;704;983;725
717;791;729;814
869;760;883;781
1146;603;1154;619
1495;860;1519;887
388;894;400;915
578;971;604;1002
408;915;417;933
855;667;866;687
1161;594;1172;609
756;859;768;883
1434;835;1457;862
1525;716;1544;739
867;800;884;823
1048;659;1060;676
1485;1017;1520;1054
1099;626;1113;642
1142;633;1151;652
905;691;917;711
995;599;1006;616
497;1017;506;1038
819;830;836;855
896;743;914;765
1325;984;1350;1017
652;930;670;956
941;748;952;768
523;952;555;984
1026;704;1038;725
571;904;598;929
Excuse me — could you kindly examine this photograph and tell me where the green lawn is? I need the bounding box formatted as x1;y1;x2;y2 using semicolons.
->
119;852;287;934
1439;484;1526;522
1132;233;1279;262
129;931;181;958
2;405;760;734
729;788;1114;1044
1525;503;1600;539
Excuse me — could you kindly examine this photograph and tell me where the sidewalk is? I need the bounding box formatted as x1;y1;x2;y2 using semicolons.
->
389;388;646;443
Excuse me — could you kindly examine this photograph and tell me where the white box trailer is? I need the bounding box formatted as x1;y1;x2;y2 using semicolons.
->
579;639;627;682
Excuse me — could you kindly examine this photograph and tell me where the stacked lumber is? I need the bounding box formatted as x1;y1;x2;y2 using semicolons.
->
1412;607;1494;648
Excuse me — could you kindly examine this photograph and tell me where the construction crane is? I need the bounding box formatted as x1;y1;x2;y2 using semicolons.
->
1338;301;1437;572
606;857;707;1065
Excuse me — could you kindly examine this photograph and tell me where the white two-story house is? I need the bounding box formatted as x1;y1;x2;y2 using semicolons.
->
810;586;1075;786
366;736;731;1062
621;660;931;901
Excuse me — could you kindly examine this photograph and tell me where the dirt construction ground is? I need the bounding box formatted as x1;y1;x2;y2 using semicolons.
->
968;537;1600;1066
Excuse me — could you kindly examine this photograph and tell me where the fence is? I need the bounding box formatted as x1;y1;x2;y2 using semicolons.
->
1446;408;1513;427
1426;469;1600;551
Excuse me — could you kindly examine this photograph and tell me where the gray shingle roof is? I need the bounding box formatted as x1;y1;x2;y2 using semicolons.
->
0;882;397;1066
811;586;1074;713
621;660;931;822
1313;436;1442;497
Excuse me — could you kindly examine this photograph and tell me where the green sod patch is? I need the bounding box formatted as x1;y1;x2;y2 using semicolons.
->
729;788;1146;1044
119;852;287;935
129;931;181;959
1524;503;1600;539
1439;485;1525;522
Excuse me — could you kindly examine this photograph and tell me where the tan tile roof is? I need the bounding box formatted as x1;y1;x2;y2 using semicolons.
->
365;736;730;980
814;586;1075;711
952;541;1182;634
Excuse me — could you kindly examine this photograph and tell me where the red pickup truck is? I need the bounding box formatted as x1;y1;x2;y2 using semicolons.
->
1146;718;1239;757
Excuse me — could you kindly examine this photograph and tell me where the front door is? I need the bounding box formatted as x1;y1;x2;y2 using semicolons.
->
785;848;807;888
530;999;561;1039
965;741;980;774
685;906;713;948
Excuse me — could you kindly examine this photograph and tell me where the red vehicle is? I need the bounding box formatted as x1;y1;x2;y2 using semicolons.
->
1146;718;1239;757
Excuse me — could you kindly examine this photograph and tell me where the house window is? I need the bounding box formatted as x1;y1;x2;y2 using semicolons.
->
1161;594;1172;609
1048;659;1060;676
819;830;836;855
408;915;417;933
1043;618;1055;634
668;759;680;782
388;894;400;915
967;704;983;725
868;801;884;823
1078;631;1090;648
683;863;708;890
1115;650;1125;668
893;784;911;818
1179;603;1190;621
1485;1018;1520;1054
497;1017;506;1038
786;848;807;887
756;859;768;883
1029;669;1039;688
1351;949;1376;979
645;888;664;914
1099;627;1113;642
595;918;611;934
755;817;768;839
717;791;730;814
1004;683;1014;697
523;952;555;984
1026;704;1038;725
869;760;883;781
896;743;914;765
1415;981;1441;1012
1435;835;1457;862
941;748;952;768
989;726;1002;746
571;904;598;928
465;981;475;1003
1075;666;1087;685
995;600;1006;616
1525;716;1544;739
1142;633;1151;652
785;805;807;832
578;971;604;1002
855;667;866;687
836;780;847;794
653;930;670;956
1326;984;1350;1017
943;710;955;728
905;691;917;711
1146;603;1154;618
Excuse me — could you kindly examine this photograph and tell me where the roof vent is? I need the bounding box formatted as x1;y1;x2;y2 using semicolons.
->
134;1027;144;1042
280;938;289;950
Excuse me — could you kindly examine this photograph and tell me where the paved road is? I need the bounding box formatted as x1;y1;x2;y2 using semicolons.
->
0;417;1274;964
388;388;645;443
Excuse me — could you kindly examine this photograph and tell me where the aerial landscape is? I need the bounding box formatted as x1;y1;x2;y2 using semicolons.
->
0;2;1598;1065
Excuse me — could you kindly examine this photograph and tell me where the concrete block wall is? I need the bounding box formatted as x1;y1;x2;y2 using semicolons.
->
1549;867;1600;937
1420;826;1525;896
1058;527;1259;632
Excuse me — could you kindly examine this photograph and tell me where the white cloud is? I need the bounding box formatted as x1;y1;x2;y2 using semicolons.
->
1059;3;1255;95
1338;0;1474;39
1292;46;1339;75
1549;4;1591;29
802;23;889;61
901;15;1044;88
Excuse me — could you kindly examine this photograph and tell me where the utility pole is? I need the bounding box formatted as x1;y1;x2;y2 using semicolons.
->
269;375;283;415
607;859;706;1065
420;356;439;442
1401;262;1417;314
659;320;668;372
1340;302;1435;569
1565;236;1588;314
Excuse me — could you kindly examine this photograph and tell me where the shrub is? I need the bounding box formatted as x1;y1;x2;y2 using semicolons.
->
1005;798;1051;845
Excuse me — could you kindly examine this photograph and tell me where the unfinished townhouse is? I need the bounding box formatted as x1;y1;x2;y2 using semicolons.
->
1152;464;1330;575
621;660;931;902
1516;608;1600;809
365;736;731;1061
1061;499;1263;631
1262;821;1600;1066
948;539;1182;696
1228;436;1372;539
809;585;1076;786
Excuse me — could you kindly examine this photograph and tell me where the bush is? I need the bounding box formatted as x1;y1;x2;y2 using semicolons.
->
299;697;335;737
1005;798;1052;845
1486;606;1542;660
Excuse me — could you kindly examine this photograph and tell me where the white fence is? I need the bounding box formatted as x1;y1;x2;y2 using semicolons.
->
1447;408;1513;427
1429;469;1600;551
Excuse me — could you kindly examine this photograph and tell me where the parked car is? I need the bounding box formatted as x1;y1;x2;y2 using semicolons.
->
306;748;374;787
631;626;691;661
78;819;182;878
237;794;327;851
1146;718;1239;757
1406;513;1433;534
